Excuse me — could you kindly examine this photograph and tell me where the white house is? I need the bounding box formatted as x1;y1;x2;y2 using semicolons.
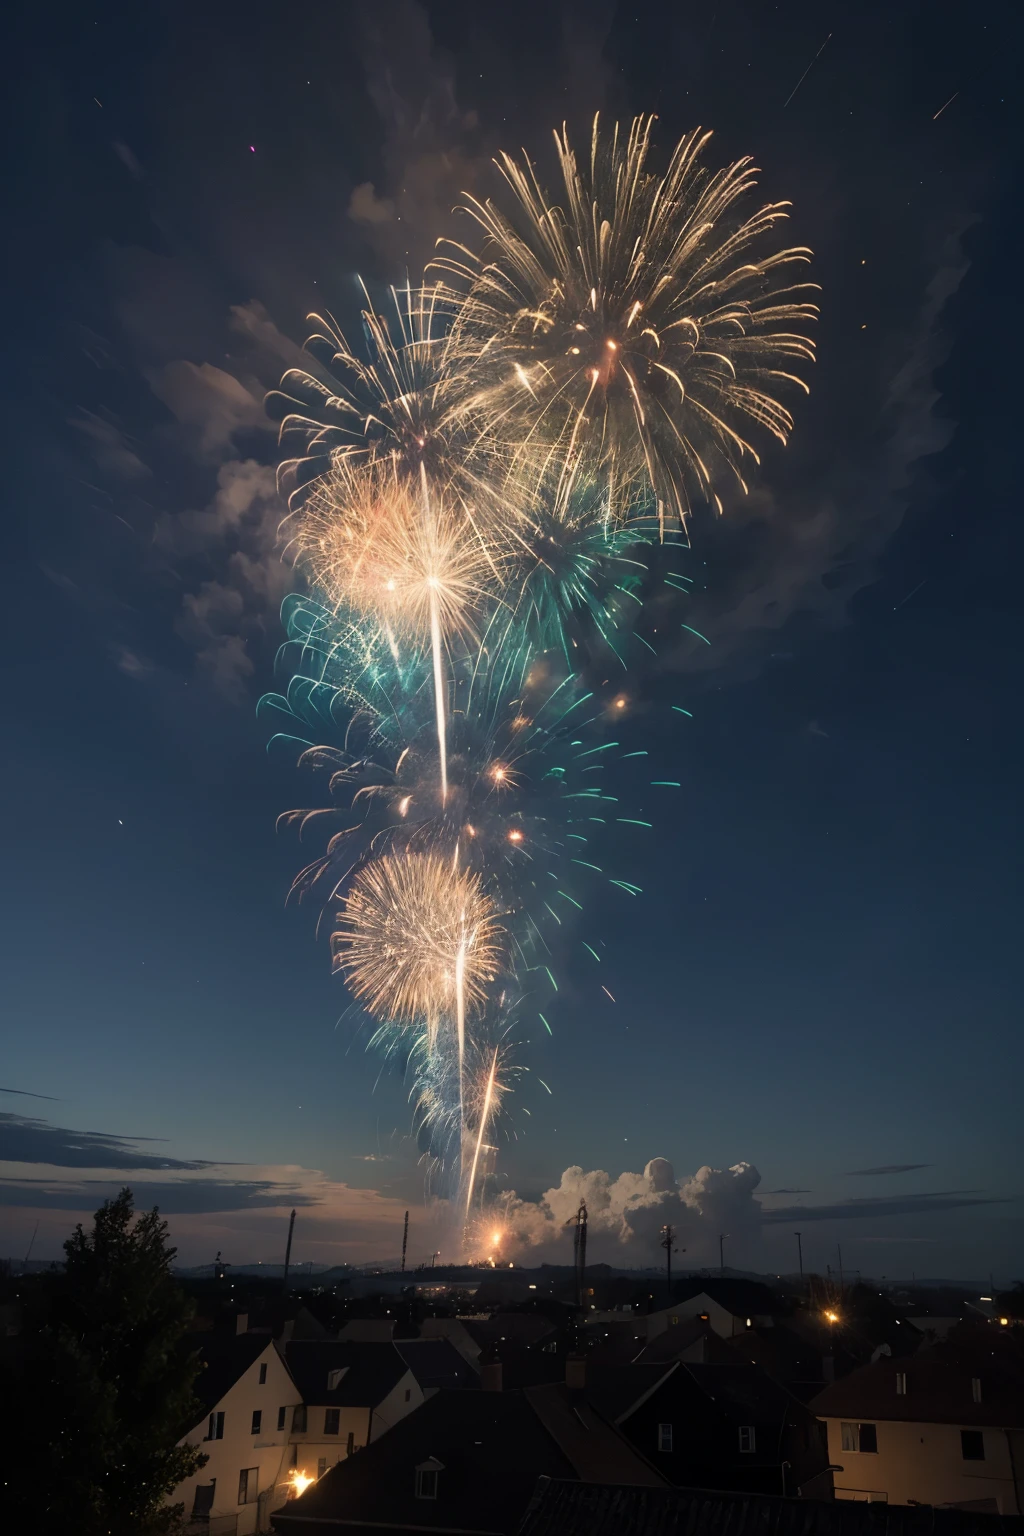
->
813;1335;1024;1513
283;1340;425;1485
172;1319;303;1535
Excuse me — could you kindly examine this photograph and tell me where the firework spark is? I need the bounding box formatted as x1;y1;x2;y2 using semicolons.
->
437;114;818;534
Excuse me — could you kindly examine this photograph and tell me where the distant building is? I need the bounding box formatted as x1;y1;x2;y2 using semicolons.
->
812;1333;1024;1512
173;1321;302;1535
283;1340;424;1484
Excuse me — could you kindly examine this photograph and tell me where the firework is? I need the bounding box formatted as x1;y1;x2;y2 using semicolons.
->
437;114;818;534
263;116;817;1241
333;851;503;1032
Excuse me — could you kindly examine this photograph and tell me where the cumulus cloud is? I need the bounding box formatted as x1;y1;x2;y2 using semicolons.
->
503;1156;763;1266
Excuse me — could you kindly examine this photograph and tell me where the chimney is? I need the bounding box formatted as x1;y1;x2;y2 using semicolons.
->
236;1313;249;1336
480;1354;503;1393
565;1354;586;1392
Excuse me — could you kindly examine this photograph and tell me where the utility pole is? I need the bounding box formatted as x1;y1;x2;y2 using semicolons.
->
837;1243;844;1292
794;1232;803;1279
566;1201;588;1309
719;1233;728;1275
401;1211;409;1273
282;1209;296;1295
661;1224;682;1305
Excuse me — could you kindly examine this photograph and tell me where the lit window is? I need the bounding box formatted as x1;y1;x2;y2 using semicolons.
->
841;1423;877;1453
961;1430;985;1461
259;1363;267;1385
896;1372;907;1395
238;1468;259;1505
739;1426;756;1453
324;1409;340;1435
251;1410;262;1436
657;1423;674;1453
972;1378;982;1403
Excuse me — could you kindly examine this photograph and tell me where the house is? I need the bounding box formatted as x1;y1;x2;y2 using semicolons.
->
812;1332;1024;1512
517;1478;1024;1536
173;1320;303;1535
586;1358;831;1498
283;1340;425;1484
270;1371;664;1536
396;1338;481;1392
644;1279;782;1342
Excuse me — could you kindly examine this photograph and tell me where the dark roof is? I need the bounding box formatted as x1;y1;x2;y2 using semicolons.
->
812;1334;1024;1428
524;1383;665;1486
284;1340;410;1408
397;1339;480;1390
584;1362;678;1424
674;1279;782;1317
186;1331;272;1421
636;1318;735;1365
270;1389;577;1535
462;1313;558;1350
517;1480;1024;1536
681;1362;808;1426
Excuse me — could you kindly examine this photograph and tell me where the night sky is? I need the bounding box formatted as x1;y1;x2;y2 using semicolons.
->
3;0;1022;1278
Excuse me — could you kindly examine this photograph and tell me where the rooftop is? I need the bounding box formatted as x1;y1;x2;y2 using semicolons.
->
812;1333;1024;1428
284;1340;410;1408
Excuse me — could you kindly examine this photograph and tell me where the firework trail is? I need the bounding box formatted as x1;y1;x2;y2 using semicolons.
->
265;116;816;1246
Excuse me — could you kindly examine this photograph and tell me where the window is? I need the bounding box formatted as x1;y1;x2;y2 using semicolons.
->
972;1378;982;1403
317;1457;327;1479
192;1483;216;1517
961;1430;985;1461
277;1406;286;1432
206;1411;224;1441
405;1388;412;1402
324;1409;340;1435
670;1315;679;1325
657;1423;674;1453
251;1410;262;1436
896;1372;907;1395
415;1468;439;1500
292;1404;307;1434
739;1426;756;1454
238;1468;258;1505
841;1423;878;1453
346;1432;355;1457
259;1363;268;1385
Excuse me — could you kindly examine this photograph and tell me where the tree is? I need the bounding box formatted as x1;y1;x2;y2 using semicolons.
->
2;1188;207;1535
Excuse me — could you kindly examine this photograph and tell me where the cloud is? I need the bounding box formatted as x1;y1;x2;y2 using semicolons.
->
762;1192;1010;1224
147;360;268;461
348;181;395;225
847;1165;933;1176
503;1157;763;1266
0;1087;62;1102
766;1187;812;1195
0;1111;213;1172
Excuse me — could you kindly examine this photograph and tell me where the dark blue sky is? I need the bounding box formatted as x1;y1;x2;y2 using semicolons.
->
2;0;1021;1275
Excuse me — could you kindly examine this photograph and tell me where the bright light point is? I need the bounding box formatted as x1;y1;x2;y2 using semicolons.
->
614;696;626;709
465;824;476;837
397;795;411;817
491;1230;501;1245
492;766;506;782
426;575;440;588
606;339;617;350
507;829;523;843
570;346;581;354
385;579;396;591
290;1472;313;1496
825;1311;839;1323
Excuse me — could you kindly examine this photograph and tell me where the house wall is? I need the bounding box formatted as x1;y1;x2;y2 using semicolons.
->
174;1341;303;1535
291;1405;371;1484
822;1417;1024;1514
291;1371;423;1484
